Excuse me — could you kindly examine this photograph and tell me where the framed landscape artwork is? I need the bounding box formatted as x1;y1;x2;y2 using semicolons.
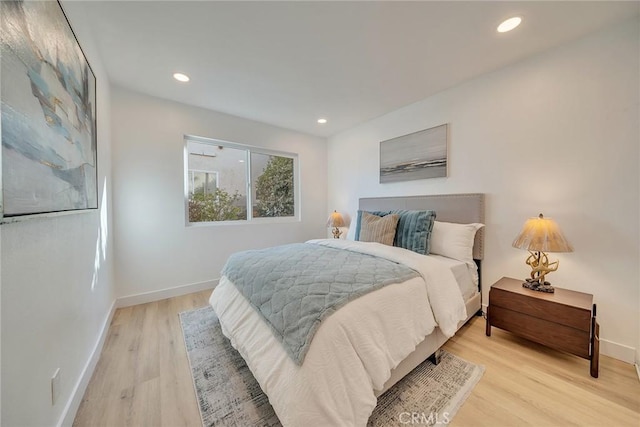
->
0;0;97;218
379;124;448;183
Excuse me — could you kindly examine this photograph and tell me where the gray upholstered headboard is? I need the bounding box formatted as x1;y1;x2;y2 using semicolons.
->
359;193;485;260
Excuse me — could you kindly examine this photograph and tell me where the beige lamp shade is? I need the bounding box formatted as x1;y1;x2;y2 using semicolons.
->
512;213;573;253
326;210;345;228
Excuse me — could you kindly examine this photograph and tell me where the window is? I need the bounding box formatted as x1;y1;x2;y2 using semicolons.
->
251;152;294;218
185;136;298;224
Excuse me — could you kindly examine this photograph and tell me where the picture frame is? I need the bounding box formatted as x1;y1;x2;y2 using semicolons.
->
379;124;448;183
0;0;98;219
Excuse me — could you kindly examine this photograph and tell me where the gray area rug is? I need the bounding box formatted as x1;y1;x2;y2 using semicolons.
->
180;306;484;427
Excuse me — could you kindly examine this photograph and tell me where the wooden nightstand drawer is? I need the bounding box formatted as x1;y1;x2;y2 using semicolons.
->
490;287;591;332
489;305;590;358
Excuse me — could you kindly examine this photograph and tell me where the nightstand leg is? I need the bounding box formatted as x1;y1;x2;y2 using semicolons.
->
485;306;491;337
590;321;600;378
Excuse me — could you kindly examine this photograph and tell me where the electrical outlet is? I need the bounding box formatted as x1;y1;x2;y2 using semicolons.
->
51;368;61;406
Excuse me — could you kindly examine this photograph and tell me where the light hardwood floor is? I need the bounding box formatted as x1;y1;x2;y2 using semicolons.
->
74;291;640;426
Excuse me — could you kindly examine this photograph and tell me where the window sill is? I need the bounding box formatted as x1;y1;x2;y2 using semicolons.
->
186;216;301;227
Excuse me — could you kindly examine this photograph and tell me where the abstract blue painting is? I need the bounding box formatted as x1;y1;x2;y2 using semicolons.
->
1;0;97;217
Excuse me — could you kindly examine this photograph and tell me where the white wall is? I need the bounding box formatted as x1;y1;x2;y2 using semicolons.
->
111;87;327;298
0;3;115;426
328;20;639;362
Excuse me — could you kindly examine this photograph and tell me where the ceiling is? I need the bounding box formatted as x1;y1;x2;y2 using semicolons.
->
64;1;639;138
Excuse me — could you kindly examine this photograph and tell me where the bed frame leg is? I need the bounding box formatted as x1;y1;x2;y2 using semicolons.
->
428;349;442;365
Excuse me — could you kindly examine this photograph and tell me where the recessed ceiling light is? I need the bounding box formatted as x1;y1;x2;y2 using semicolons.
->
173;72;190;82
497;17;522;33
239;159;245;163
317;118;328;124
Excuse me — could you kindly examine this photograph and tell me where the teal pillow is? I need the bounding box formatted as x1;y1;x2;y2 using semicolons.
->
355;209;436;255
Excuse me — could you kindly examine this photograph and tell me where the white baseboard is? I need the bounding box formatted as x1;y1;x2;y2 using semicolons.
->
481;303;635;364
57;299;117;427
599;339;635;364
116;279;218;308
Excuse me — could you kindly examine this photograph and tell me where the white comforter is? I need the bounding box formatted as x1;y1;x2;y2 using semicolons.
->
209;239;467;427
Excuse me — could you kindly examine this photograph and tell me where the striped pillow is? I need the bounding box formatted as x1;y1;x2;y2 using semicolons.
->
393;209;437;255
355;209;436;254
358;212;400;246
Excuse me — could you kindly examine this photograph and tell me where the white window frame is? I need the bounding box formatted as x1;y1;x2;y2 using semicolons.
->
184;134;300;226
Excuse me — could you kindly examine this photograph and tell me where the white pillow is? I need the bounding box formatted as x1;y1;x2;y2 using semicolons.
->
345;210;357;241
430;221;484;266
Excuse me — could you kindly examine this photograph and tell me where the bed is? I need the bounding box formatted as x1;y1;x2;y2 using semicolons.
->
209;193;485;426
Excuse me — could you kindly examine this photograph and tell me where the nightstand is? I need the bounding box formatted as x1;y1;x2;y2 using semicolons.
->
486;277;599;378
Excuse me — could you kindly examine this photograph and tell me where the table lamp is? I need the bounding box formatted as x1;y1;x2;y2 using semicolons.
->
326;210;345;239
512;213;573;293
